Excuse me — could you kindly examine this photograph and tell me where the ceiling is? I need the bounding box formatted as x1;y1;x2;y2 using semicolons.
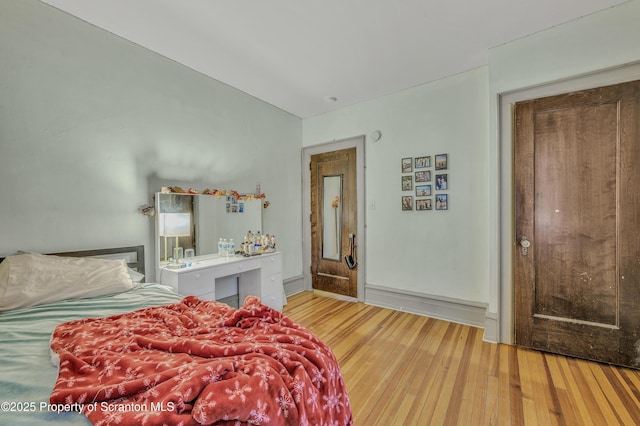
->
40;0;627;118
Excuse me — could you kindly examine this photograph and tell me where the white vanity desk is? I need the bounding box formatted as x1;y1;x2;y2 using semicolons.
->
158;252;283;311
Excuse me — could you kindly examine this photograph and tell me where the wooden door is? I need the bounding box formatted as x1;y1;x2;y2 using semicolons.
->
514;80;640;368
310;148;357;297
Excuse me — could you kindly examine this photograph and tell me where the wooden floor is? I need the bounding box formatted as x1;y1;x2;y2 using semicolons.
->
283;291;640;426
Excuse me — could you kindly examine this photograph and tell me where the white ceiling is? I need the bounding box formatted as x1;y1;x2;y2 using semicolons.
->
40;0;627;118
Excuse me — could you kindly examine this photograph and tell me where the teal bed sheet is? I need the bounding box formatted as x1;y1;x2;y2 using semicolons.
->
0;283;184;425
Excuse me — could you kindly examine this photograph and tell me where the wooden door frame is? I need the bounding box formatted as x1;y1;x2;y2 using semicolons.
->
302;136;366;301
496;63;640;344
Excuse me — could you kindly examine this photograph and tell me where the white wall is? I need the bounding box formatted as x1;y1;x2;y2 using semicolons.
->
487;0;640;341
0;0;302;281
303;67;490;304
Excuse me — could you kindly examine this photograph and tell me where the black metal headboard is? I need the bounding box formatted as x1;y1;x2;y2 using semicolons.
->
0;245;145;277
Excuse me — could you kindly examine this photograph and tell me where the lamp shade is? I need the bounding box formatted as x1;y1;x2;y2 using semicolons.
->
159;213;191;237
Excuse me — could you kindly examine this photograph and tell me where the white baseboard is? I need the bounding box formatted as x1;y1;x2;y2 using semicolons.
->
483;311;498;343
284;275;304;297
365;284;487;328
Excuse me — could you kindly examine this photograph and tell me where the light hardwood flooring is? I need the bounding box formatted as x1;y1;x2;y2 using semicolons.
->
283;291;640;426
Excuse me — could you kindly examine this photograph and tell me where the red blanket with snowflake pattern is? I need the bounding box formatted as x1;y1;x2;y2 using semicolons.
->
50;295;352;425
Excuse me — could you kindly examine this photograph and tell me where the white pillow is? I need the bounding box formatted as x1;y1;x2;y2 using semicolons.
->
128;267;145;284
0;253;134;312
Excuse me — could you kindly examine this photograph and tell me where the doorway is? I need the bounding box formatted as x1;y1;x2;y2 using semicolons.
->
513;80;640;368
310;148;357;297
302;136;365;301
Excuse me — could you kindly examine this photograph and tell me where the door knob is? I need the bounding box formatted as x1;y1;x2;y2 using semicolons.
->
520;236;530;256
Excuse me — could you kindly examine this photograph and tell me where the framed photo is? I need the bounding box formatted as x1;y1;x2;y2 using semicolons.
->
415;156;430;169
402;196;413;211
401;157;413;173
415;184;431;196
435;174;448;190
435;154;448;170
415;170;431;183
416;199;432;210
402;175;413;191
435;194;448;210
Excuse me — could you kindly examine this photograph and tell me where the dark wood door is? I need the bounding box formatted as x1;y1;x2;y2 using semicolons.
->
514;80;640;368
310;148;357;297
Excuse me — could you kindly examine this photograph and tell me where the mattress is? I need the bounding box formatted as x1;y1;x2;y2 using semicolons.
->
0;283;184;425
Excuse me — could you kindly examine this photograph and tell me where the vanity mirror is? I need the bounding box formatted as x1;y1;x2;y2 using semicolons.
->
155;192;262;268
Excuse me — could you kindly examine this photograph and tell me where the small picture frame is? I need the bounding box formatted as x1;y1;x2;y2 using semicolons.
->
402;196;413;210
436;194;448;210
416;199;432;210
415;156;430;169
435;154;448;170
402;175;413;191
415;170;431;183
435;174;448;190
415;184;431;196
402;157;413;173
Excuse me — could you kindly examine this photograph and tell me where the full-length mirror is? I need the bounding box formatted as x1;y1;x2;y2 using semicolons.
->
155;193;262;267
322;175;342;260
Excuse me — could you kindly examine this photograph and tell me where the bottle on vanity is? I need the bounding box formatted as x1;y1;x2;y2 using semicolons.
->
218;238;224;256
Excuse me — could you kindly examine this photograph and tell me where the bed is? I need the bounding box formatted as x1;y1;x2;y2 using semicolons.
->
0;246;352;425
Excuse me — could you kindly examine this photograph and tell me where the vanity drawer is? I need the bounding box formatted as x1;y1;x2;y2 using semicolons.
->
261;254;282;277
261;290;282;311
178;269;216;296
262;272;283;310
215;258;261;278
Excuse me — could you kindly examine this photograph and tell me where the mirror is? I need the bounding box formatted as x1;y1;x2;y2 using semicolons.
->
322;175;342;261
155;192;262;266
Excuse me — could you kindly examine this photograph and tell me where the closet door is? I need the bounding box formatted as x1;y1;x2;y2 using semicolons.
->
514;80;640;368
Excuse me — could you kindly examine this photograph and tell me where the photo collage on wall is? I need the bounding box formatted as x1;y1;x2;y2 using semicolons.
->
401;154;448;211
226;195;245;213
